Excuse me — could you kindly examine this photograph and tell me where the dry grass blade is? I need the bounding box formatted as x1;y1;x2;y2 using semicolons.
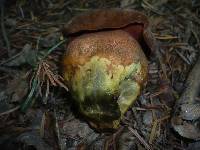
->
155;36;178;40
20;76;39;112
42;62;57;86
37;61;68;91
20;39;67;111
52;75;69;91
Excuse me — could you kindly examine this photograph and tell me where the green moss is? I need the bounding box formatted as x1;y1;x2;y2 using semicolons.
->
64;56;142;125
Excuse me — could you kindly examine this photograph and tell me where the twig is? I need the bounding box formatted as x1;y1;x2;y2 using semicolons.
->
1;4;11;57
54;109;65;150
175;49;191;65
0;105;20;116
0;47;23;66
128;127;152;150
19;5;24;18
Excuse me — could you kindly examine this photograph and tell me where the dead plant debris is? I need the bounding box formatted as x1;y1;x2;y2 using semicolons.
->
0;0;200;150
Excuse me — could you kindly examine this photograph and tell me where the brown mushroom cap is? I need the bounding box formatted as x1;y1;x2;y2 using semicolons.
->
63;30;148;85
63;8;157;54
63;9;149;34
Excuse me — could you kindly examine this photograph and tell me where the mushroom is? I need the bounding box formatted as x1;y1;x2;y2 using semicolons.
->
62;9;156;129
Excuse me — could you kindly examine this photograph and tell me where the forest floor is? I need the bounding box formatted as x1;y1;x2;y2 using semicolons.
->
0;0;200;149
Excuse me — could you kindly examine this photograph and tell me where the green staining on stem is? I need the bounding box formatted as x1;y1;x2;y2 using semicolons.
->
118;80;140;115
65;56;142;127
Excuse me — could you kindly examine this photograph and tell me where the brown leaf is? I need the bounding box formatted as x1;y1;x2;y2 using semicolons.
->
171;56;200;139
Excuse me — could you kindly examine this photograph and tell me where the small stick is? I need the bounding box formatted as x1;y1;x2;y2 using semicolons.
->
128;127;152;150
1;3;11;57
0;105;20;116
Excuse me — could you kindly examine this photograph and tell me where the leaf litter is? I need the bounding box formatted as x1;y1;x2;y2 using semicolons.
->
0;0;200;149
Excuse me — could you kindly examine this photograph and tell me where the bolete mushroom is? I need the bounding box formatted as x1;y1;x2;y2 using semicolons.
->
62;9;156;129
